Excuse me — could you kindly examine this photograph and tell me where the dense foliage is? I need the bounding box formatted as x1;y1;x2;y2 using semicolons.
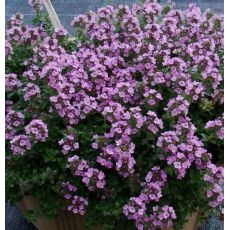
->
6;0;224;229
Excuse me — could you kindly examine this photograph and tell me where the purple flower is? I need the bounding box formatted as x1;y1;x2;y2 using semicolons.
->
23;83;40;101
10;134;31;155
205;115;224;140
5;73;21;91
25;119;48;142
59;135;79;154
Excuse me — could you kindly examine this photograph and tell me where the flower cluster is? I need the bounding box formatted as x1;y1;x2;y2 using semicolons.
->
7;116;48;154
7;13;24;28
67;155;106;191
205;115;224;140
5;100;13;114
123;195;148;222
23;83;41;101
62;182;88;215
58;135;79;155
5;73;21;92
140;205;177;230
204;163;224;209
123;167;172;229
10;134;32;155
157;120;212;179
182;80;205;101
142;167;167;202
67;155;89;176
22;65;40;81
82;168;106;191
146;111;163;134
5;40;13;59
6;13;47;45
25;119;48;142
123;197;176;230
165;96;190;117
6;110;25;140
97;138;136;177
143;88;163;106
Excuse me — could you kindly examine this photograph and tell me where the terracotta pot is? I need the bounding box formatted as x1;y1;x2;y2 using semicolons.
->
18;196;87;230
163;211;201;230
18;196;200;230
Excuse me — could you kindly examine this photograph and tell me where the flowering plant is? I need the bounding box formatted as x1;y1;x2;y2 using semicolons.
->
5;0;224;229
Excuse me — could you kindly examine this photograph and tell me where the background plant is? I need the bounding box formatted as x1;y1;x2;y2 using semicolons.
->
5;0;224;229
